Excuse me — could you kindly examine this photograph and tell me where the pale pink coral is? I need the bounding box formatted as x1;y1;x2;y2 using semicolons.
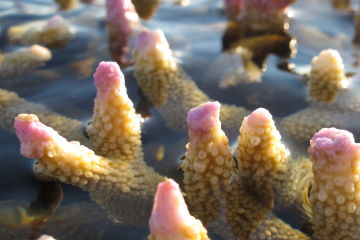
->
186;101;220;132
14;114;61;159
106;0;139;35
93;61;124;92
149;179;209;240
309;128;358;174
245;107;272;127
134;29;171;59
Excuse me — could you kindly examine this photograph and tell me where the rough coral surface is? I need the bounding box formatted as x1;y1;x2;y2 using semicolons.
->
87;61;142;159
0;45;52;79
13;61;165;228
308;49;348;103
308;128;360;240
132;29;249;138
148;179;209;240
235;108;310;205
182;102;309;239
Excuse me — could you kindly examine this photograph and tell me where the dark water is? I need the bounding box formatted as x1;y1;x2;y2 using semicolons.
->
0;0;359;239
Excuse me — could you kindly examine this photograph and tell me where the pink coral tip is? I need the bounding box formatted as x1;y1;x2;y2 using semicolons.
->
14;114;55;159
187;101;220;132
245;108;272;127
309;128;359;173
44;15;66;30
93;61;124;91
149;179;204;239
106;0;139;25
134;29;169;55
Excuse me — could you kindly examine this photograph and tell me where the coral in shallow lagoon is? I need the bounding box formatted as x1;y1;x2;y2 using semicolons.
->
0;45;52;79
8;15;74;48
7;60;309;239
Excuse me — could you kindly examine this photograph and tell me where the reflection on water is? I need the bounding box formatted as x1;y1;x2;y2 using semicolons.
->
0;0;360;239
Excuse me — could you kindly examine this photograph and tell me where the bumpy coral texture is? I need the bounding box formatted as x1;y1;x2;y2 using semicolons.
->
182;102;309;239
13;61;165;228
308;128;360;240
132;29;249;139
235;108;309;207
281;49;360;141
148;179;209;240
0;45;52;79
8;15;74;48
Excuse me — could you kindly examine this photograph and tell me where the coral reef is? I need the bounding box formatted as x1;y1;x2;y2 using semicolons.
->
148;179;209;240
8;15;74;48
0;45;52;79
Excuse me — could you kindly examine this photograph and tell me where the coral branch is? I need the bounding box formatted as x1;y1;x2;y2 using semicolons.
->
0;45;52;79
148;179;209;240
308;128;360;239
14;113;164;227
106;0;139;66
133;29;249;138
87;61;142;159
8;15;74;48
307;49;348;103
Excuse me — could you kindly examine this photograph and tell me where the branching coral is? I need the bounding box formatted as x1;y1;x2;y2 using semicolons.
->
182;102;309;239
13;62;165;228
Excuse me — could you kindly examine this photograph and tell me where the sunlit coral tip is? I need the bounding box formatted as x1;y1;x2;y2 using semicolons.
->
44;15;66;30
311;49;344;74
246;108;272;127
134;29;169;54
187;101;220;132
28;45;52;61
93;61;124;91
149;179;198;239
14;114;46;142
309;128;358;173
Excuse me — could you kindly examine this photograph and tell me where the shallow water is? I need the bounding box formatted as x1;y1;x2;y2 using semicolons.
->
0;0;359;239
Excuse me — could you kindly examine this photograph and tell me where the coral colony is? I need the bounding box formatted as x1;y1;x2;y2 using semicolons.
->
1;0;360;239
